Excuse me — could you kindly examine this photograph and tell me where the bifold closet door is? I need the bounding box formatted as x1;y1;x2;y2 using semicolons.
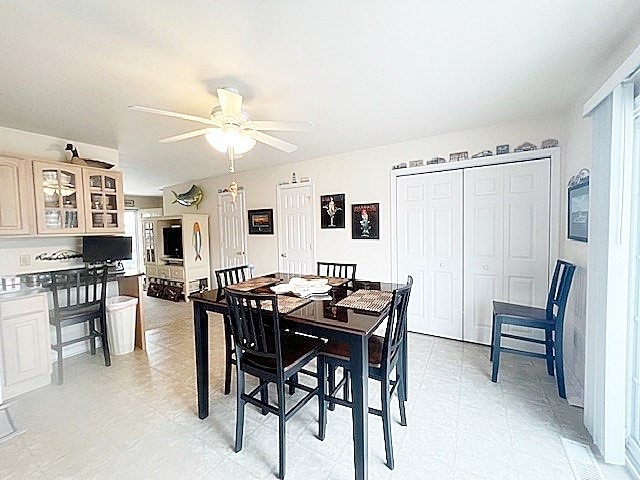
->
463;159;550;345
396;170;463;338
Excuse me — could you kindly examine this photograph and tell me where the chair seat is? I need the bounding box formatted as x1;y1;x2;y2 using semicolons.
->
322;335;384;367
49;302;102;326
241;331;325;376
493;301;553;328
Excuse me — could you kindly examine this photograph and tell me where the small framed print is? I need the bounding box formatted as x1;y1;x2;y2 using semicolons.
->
248;209;274;235
496;144;510;155
321;194;345;228
352;203;379;239
449;151;469;162
568;179;589;242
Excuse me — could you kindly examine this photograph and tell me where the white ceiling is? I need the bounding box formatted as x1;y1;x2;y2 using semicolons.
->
1;1;639;195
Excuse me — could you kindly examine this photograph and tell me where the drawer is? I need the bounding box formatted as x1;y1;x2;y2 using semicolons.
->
145;265;158;276
0;294;46;318
170;266;185;280
157;266;170;278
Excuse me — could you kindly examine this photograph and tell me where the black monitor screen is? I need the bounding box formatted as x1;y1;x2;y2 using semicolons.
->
82;236;132;263
162;226;183;259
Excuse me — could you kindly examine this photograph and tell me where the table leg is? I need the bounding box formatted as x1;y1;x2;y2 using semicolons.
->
350;335;369;480
193;301;209;419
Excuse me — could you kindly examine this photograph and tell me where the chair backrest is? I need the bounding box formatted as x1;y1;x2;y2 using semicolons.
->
317;262;356;281
545;260;576;327
49;267;108;313
382;276;413;367
215;265;251;289
225;288;283;375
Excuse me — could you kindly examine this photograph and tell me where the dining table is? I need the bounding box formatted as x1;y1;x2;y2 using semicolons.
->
190;272;406;480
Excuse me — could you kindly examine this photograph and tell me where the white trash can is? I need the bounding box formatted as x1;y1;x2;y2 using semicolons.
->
106;296;138;355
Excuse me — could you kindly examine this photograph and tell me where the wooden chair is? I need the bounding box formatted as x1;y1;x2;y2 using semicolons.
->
319;276;413;470
490;260;576;398
225;289;325;479
49;267;111;384
214;265;251;394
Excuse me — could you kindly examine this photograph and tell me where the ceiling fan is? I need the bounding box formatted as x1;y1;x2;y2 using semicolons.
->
129;87;314;173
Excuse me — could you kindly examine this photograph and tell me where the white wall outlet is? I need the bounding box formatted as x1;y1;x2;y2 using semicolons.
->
19;254;31;266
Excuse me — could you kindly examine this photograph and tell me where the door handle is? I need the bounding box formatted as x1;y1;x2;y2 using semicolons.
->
236;251;245;255
281;253;287;258
439;263;445;268
483;265;489;270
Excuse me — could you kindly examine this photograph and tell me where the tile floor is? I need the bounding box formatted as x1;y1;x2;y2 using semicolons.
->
0;296;634;480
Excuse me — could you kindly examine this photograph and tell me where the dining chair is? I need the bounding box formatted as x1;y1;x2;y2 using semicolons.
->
319;276;413;470
214;264;251;394
490;260;576;398
49;266;110;384
316;261;357;287
225;288;325;479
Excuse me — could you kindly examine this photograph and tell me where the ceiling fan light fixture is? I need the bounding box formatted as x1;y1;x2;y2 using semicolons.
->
205;127;256;155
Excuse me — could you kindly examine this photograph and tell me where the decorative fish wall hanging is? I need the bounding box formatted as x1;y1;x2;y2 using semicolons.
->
193;222;202;261
172;184;203;209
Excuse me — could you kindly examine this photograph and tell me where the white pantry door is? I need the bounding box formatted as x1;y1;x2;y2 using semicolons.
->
218;191;248;268
396;170;463;338
277;184;314;274
463;159;550;344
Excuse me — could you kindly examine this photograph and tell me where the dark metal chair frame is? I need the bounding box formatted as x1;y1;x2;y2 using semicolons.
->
49;267;111;384
225;288;325;479
214;264;251;394
316;261;357;286
319;276;413;470
490;260;576;398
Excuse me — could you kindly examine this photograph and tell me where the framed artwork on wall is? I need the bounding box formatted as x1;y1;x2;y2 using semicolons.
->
248;209;274;235
351;203;379;239
320;194;345;228
568;178;589;242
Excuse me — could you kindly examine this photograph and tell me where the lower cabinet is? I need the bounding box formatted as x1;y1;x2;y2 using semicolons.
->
0;293;51;399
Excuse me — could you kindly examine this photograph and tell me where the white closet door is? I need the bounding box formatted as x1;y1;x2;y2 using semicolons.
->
397;170;463;338
463;159;550;345
463;165;505;344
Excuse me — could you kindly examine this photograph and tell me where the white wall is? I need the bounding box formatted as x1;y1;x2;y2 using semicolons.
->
164;116;563;282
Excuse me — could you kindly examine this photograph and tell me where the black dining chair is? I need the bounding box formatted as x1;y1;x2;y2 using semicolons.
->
214;264;252;394
317;261;357;287
319;276;413;470
225;289;325;479
49;266;111;384
490;260;576;398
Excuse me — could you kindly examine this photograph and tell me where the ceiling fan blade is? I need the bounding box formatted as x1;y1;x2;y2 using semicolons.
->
246;120;315;132
158;128;213;143
246;130;298;153
217;88;243;118
128;105;220;126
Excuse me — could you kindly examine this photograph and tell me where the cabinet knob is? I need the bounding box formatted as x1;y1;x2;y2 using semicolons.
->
483;265;489;270
439;262;445;268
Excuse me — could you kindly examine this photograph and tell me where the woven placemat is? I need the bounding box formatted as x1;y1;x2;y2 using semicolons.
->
227;276;280;292
335;289;393;313
301;275;350;287
261;296;312;314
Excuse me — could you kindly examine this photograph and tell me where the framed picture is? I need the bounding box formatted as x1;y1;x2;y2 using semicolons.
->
449;151;469;162
496;144;510;155
351;203;379;239
248;209;274;235
320;194;345;229
568;179;589;242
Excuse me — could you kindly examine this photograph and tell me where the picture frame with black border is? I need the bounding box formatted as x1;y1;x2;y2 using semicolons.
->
568;178;589;242
351;203;379;239
248;208;274;235
320;194;345;228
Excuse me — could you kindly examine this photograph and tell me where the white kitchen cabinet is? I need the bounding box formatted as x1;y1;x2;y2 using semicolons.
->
0;293;51;399
0;155;35;235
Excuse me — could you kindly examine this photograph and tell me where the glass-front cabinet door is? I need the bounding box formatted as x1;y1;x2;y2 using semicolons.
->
82;168;124;233
33;161;85;234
